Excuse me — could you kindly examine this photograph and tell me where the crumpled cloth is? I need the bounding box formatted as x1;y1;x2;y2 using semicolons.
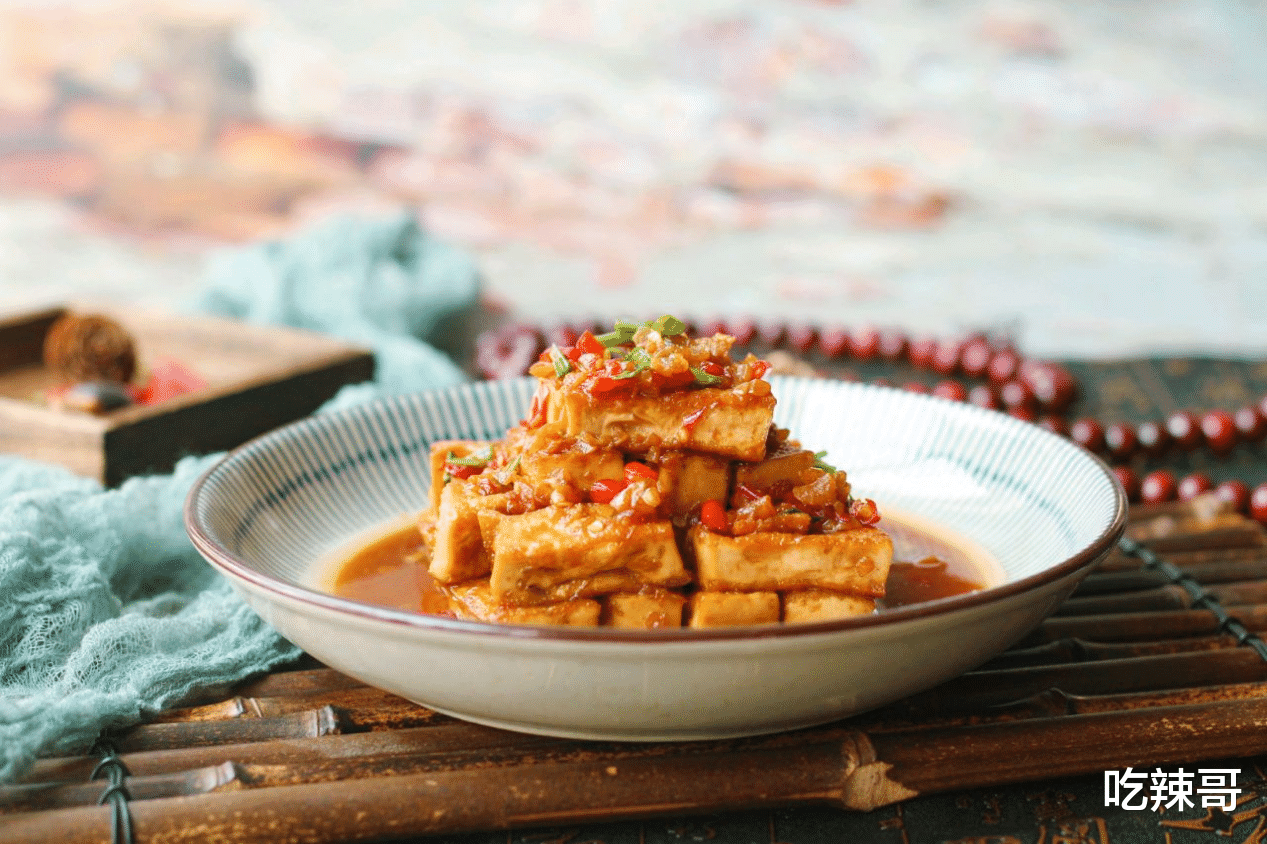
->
0;212;480;781
199;212;476;393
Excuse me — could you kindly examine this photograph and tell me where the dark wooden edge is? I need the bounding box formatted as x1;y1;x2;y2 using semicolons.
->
0;307;63;372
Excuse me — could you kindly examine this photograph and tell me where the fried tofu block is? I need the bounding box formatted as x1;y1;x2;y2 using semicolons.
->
691;526;893;597
544;382;775;462
428;481;509;584
687;591;780;628
602;590;687;629
658;452;732;517
517;443;624;491
483;505;689;604
782;590;876;623
427;440;492;512
734;442;816;491
445;581;601;627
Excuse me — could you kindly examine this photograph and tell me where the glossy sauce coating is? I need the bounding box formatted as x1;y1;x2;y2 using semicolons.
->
333;515;988;618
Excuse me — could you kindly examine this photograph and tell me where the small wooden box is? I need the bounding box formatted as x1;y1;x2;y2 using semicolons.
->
0;306;376;485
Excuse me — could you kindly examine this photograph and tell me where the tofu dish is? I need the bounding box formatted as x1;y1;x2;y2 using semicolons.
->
418;316;894;629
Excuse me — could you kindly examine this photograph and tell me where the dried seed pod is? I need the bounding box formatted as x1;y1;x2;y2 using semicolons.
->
43;313;137;384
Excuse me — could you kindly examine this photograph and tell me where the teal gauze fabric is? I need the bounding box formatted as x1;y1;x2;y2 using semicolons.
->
0;212;479;781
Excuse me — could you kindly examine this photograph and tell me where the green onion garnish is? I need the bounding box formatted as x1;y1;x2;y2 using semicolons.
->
595;331;626;347
597;315;688;346
596;320;641;347
812;451;838;473
648;315;687;336
612;348;652;380
446;448;492;467
549;346;572;378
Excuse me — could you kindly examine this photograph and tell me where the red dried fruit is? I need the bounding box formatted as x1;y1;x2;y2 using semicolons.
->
133;360;207;405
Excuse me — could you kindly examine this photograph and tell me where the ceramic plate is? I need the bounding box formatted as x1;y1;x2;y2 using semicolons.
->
185;376;1126;741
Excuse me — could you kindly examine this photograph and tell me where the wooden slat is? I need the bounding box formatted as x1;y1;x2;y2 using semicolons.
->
1023;603;1267;644
0;763;241;814
150;685;451;732
111;707;343;753
8;698;1267;844
25;723;536;784
981;633;1240;669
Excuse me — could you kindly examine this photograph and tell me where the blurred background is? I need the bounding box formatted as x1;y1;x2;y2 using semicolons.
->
1;0;1266;360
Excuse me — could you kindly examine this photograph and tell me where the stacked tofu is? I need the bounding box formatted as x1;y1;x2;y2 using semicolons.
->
418;321;893;628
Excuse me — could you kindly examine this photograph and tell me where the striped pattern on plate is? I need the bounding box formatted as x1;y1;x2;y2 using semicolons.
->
189;376;1120;593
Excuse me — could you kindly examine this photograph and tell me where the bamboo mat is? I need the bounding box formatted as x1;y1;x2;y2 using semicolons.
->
4;499;1267;844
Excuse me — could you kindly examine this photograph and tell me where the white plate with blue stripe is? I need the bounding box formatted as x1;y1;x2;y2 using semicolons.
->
185;376;1126;742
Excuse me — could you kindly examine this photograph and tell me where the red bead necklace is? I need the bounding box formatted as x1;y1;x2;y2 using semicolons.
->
475;317;1267;524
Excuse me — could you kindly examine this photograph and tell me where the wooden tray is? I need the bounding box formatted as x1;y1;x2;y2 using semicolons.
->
4;498;1267;843
0;306;375;485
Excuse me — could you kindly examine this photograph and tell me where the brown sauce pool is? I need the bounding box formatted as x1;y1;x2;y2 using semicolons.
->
330;512;992;620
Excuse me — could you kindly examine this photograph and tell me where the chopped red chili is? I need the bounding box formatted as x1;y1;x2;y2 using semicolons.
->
588;360;639;395
575;330;606;359
698;360;724;378
682;408;707;431
590;478;629;504
526;385;550;428
588;376;627;395
623;461;658;483
699;499;728;532
849;497;881;526
650;369;696;390
445;463;482;481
